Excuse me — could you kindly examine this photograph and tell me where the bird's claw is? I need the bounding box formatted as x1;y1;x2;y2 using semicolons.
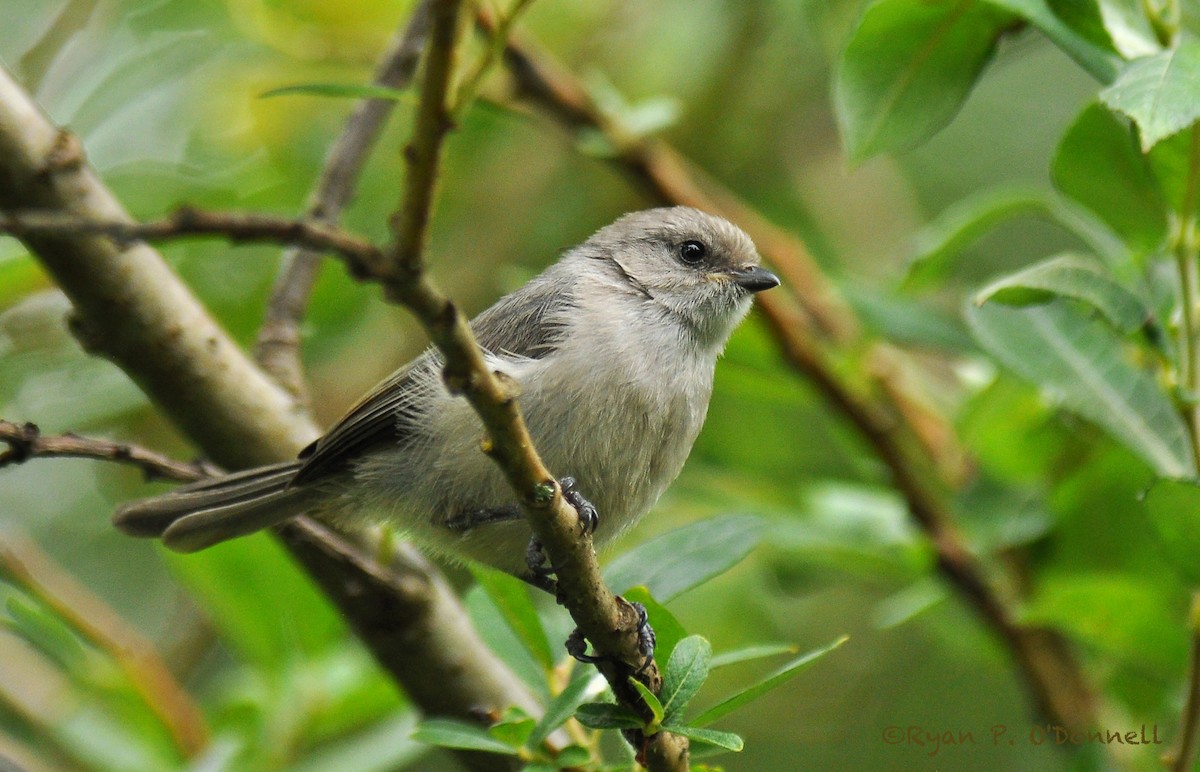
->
559;476;598;535
565;600;657;673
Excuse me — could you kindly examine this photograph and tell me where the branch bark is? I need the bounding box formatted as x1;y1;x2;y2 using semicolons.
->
0;62;536;771
379;0;688;765
488;18;1096;733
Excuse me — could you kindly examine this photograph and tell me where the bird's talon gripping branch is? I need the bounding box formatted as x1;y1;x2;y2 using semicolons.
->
559;476;598;535
566;627;605;664
524;536;559;595
631;600;657;671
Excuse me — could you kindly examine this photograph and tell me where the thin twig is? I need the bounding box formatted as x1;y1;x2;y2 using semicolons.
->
0;532;209;757
0;419;217;481
255;1;434;403
0;208;386;278
382;1;686;766
489;18;1096;733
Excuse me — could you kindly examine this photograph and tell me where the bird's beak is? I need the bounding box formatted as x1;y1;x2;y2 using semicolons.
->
730;265;781;293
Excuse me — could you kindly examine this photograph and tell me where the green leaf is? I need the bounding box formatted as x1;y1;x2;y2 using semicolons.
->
574;702;645;730
974;254;1152;333
1148;123;1200;218
163;535;344;670
710;643;798;669
527;674;600;750
1094;0;1163;58
835;0;1016;160
604;515;764;601
621;587;688;666
488;713;536;749
986;0;1122;81
554;745;592;766
691;636;848;727
1100;39;1200;150
1021;574;1186;671
663;724;744;752
411;719;519;755
627;677;664;727
1143;478;1200;585
967;300;1194;476
470;566;555;671
289;713;426;772
259;82;412;102
3;594;87;672
1051;103;1169;253
905;187;1124;288
660;636;712;723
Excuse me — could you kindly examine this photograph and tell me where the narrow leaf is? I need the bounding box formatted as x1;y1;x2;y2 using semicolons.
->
710;643;798;669
987;0;1121;81
470;567;555;671
260;83;412;102
628;677;664;726
1100;39;1200;150
692;636;848;727
835;0;1017;160
411;719;519;755
604;515;764;601
906;187;1123;288
974;254;1151;333
574;702;645;730
967;300;1193;476
664;725;744;752
528;674;601;749
1051;103;1168;253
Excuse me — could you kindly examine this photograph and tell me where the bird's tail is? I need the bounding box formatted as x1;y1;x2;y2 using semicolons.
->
113;461;312;552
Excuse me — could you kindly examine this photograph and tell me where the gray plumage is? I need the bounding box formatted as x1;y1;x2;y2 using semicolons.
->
114;207;778;577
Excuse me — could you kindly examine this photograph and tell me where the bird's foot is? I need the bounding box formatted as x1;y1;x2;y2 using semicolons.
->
565;601;656;674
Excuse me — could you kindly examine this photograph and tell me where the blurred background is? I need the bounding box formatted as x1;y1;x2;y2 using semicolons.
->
0;0;1168;770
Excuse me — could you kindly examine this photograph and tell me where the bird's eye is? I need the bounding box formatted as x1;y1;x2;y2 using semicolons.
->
679;240;707;265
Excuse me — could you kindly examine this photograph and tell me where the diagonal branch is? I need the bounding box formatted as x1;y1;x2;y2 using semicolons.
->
488;19;1096;733
379;0;687;767
0;61;536;772
255;1;434;403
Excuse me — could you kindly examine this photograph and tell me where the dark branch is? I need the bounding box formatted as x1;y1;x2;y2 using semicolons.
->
0;419;216;482
381;1;687;766
0;208;387;279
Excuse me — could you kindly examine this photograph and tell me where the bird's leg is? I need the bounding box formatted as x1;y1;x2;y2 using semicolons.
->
565;600;656;673
521;476;598;595
559;476;598;534
523;537;558;595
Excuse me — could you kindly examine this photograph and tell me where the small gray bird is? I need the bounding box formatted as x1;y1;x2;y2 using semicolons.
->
115;207;779;581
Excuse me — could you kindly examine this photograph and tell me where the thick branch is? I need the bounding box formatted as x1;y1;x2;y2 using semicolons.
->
0;63;536;770
255;2;433;401
491;21;1095;732
382;1;687;766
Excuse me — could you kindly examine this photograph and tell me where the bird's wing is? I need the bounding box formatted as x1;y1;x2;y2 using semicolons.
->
291;273;573;485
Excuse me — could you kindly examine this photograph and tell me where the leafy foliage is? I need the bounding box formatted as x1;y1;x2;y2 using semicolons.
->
9;0;1200;769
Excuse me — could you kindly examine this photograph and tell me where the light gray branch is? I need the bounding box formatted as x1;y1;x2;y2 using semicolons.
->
0;63;536;770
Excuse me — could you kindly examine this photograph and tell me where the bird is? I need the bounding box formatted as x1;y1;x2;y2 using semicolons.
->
114;206;779;585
